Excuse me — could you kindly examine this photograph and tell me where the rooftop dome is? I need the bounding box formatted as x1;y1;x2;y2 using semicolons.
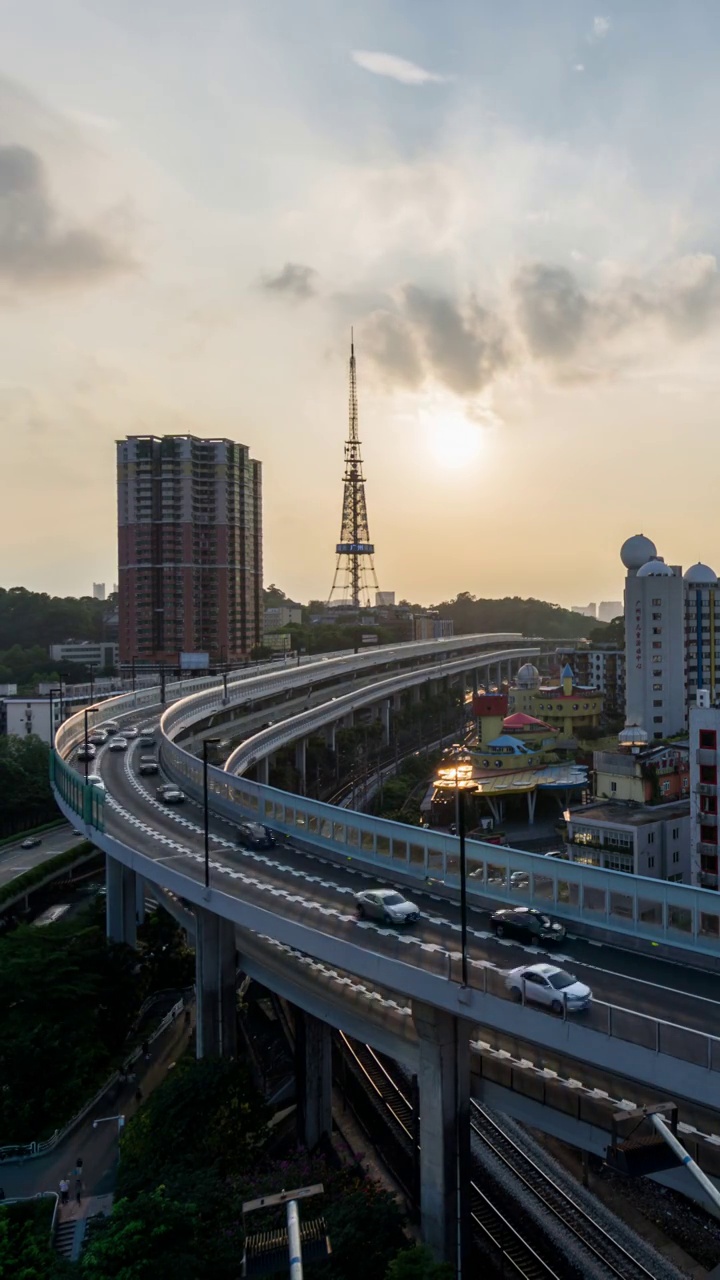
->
621;533;658;570
684;562;718;586
515;663;540;689
636;558;674;578
618;723;649;749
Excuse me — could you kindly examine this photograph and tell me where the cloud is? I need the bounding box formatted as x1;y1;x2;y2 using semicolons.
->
574;64;585;73
0;144;132;289
364;286;512;394
351;51;448;86
261;261;318;299
591;15;611;41
514;264;590;358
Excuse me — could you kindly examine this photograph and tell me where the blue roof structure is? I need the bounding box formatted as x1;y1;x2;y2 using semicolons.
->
486;735;535;755
561;663;574;679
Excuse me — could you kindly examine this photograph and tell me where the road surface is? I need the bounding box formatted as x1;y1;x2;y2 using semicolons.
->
0;823;82;891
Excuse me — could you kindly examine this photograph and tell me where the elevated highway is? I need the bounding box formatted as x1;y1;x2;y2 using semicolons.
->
49;634;720;1259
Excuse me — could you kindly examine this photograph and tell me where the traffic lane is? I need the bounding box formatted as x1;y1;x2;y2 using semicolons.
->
98;750;720;1037
0;823;82;889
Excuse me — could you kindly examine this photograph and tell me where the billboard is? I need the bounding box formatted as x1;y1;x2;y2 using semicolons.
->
361;634;378;644
179;651;210;670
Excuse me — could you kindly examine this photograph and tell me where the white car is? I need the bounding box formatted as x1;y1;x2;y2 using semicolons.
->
123;726;139;738
108;737;128;752
505;963;592;1013
355;888;420;925
86;774;106;794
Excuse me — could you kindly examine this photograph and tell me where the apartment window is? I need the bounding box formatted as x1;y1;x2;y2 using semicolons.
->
672;827;679;839
648;856;655;868
652;641;662;649
652;627;662;635
700;729;717;750
701;825;718;845
673;850;680;863
652;598;662;605
647;832;655;844
653;668;662;676
653;683;663;691
700;765;717;784
653;700;663;707
611;782;617;793
653;716;663;723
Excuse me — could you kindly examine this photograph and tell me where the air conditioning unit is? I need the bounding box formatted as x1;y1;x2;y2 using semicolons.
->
697;689;711;708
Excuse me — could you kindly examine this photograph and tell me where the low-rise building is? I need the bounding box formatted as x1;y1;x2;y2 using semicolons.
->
414;614;454;641
556;647;625;721
49;641;119;669
509;663;602;739
264;605;303;630
594;742;689;805
565;799;690;881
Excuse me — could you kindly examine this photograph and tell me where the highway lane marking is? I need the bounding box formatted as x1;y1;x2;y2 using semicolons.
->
108;743;720;1007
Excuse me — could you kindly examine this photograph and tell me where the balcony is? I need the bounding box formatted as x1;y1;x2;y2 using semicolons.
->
697;783;718;796
696;748;718;766
698;811;718;826
698;841;719;856
699;872;719;890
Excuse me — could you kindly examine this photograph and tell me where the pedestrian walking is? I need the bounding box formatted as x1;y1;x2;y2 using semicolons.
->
59;1178;69;1205
74;1158;83;1179
142;1039;149;1060
75;1178;82;1204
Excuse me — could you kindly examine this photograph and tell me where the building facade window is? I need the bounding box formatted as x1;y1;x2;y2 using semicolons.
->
700;729;717;750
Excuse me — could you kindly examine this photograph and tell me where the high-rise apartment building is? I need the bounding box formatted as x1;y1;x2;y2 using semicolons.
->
621;533;720;740
117;435;262;666
688;691;720;890
598;600;622;623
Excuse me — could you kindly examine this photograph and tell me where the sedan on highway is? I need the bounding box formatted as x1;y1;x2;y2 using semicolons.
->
104;721;120;735
156;785;184;804
20;836;42;849
86;775;106;794
108;737;128;752
237;822;275;850
355;888;420;925
88;730;108;746
505;963;592;1013
491;907;566;944
138;757;159;776
123;726;139;738
76;744;96;762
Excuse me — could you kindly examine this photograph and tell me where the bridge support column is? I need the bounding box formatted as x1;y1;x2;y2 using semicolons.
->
412;685;422;705
295;1009;332;1150
325;722;336;752
380;699;391;746
295;738;307;794
106;855;137;948
195;907;237;1060
413;1001;471;1269
135;875;146;927
257;756;269;786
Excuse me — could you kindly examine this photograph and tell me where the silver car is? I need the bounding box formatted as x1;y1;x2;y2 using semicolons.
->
355;888;419;925
505;963;592;1013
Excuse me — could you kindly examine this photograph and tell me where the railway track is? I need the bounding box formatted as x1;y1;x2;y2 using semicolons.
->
337;1034;663;1280
470;1103;659;1280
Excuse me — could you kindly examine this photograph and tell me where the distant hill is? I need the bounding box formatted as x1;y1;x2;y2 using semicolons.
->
427;593;604;641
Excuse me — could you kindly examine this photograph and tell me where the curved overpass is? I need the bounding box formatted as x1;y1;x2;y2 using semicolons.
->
49;635;720;1251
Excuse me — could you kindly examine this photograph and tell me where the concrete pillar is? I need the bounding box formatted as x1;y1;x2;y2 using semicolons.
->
105;854;137;948
380;699;391;746
195;907;237;1060
526;790;537;825
325;722;336;752
295;1009;332;1150
135;875;146;927
256;755;269;786
413;1001;471;1269
294;737;307;794
412;685;422;705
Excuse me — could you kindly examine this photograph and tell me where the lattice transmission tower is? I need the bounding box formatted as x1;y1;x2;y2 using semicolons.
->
327;334;379;608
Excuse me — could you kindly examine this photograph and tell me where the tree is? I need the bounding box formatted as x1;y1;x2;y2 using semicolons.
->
386;1245;453;1280
317;1176;407;1280
0;1201;73;1279
80;1187;204;1280
588;615;623;647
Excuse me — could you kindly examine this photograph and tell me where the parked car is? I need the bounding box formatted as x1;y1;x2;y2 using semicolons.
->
108;737;128;752
138;757;159;776
20;836;41;849
354;888;420;925
491;907;566;944
505;963;592;1013
86;775;106;794
237;822;276;850
156;785;184;804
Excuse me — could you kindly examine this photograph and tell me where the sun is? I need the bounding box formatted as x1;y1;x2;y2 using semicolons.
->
422;401;483;469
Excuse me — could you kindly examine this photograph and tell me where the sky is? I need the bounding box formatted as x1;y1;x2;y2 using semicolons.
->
2;1;720;608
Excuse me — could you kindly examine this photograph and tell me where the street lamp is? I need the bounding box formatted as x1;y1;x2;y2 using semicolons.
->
202;737;222;890
48;686;64;749
452;764;470;989
83;707;91;781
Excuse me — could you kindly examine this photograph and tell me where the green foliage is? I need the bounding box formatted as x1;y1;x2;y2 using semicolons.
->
0;842;94;907
116;1057;269;1200
0;1200;73;1279
385;1245;454;1280
0;586;108;651
80;1187;204;1280
434;592;600;640
0;920;141;1141
136;910;195;992
0;735;58;835
588;615;624;647
317;1176;406;1280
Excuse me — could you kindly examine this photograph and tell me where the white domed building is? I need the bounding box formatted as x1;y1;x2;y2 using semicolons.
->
620;536;720;742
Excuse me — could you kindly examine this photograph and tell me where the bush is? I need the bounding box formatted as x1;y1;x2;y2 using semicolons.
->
0;1200;73;1279
0;843;94;908
80;1187;203;1280
386;1244;454;1279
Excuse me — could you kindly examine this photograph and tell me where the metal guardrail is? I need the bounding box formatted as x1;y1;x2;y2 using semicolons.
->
0;997;187;1163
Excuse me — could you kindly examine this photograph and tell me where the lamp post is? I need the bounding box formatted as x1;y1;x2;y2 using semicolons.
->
88;664;96;703
83;707;90;781
454;768;469;989
48;686;64;749
222;668;228;703
202;737;222;890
